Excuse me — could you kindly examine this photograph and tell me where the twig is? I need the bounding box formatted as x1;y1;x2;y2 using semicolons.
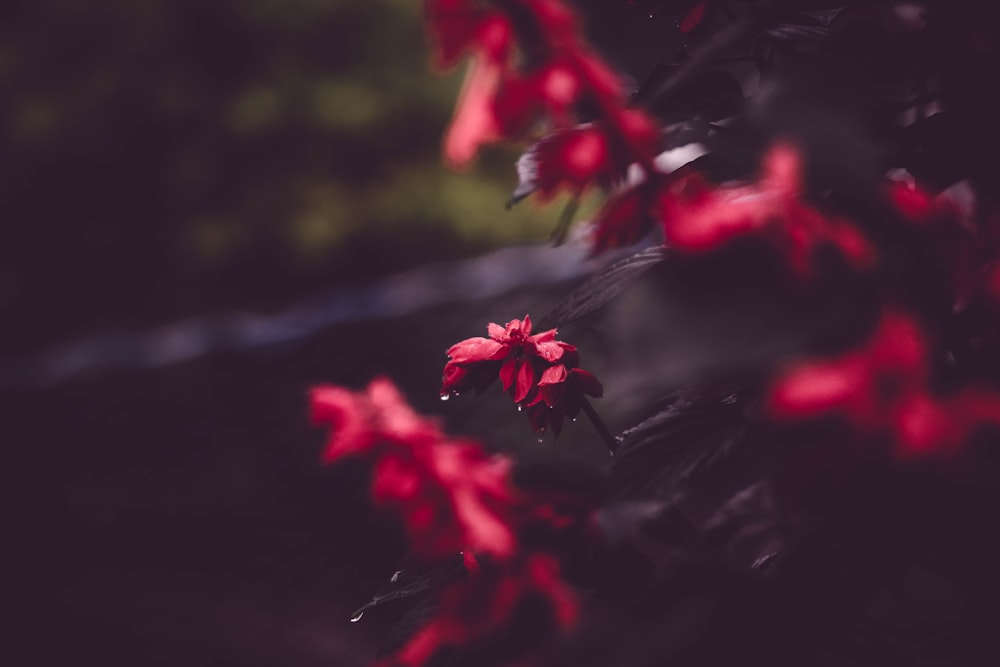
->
581;396;618;455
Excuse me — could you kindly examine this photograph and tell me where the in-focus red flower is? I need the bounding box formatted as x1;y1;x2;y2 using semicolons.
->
768;311;1000;457
311;378;517;557
442;315;603;436
443;315;564;399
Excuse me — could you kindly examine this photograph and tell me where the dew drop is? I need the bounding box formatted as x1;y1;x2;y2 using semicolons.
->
571;417;577;423
350;610;365;623
439;393;450;401
517;405;523;412
390;570;401;583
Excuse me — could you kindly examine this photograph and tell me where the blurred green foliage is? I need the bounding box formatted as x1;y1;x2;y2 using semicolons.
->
0;0;579;348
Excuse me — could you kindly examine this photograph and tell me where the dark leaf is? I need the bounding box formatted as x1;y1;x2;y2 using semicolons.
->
376;595;444;661
350;550;467;621
765;22;835;42
645;69;746;122
640;16;764;110
702;480;786;573
610;393;750;501
595;500;698;554
536;246;670;330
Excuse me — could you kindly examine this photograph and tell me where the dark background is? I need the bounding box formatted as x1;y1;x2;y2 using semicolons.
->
2;2;677;664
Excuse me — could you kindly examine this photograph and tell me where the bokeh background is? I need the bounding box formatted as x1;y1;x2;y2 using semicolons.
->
0;0;576;353
3;2;680;665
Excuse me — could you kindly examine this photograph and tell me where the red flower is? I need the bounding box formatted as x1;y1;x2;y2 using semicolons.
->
386;554;577;667
310;377;440;463
658;145;876;274
442;315;566;400
311;378;516;557
442;315;604;436
442;12;513;167
768;311;1000;458
526;125;613;199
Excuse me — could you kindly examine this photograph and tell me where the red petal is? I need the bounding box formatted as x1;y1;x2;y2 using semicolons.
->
534;126;612;197
869;312;926;375
424;0;482;68
570;368;604;397
538;364;569;386
514;360;536;403
487;322;506;341
679;0;708;33
441;361;469;393
521;314;533;336
499;357;518;392
372;454;422;503
533;339;565;362
310;385;369;462
446;336;505;363
463;550;481;575
888;180;935;223
768;359;866;419
445;55;503;167
591;184;650;252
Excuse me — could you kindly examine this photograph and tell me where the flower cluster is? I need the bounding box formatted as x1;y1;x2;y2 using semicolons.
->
768;310;1000;458
311;377;516;557
441;315;603;437
594;144;876;272
310;379;579;666
385;554;577;667
308;2;1000;665
425;0;661;192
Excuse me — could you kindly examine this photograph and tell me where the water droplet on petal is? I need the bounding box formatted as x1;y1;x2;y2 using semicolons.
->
390;570;401;583
440;394;450;401
517;405;522;412
571;417;577;423
350;610;365;623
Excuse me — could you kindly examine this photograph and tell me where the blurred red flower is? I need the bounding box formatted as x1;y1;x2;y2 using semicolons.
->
768;311;1000;457
311;378;517;557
